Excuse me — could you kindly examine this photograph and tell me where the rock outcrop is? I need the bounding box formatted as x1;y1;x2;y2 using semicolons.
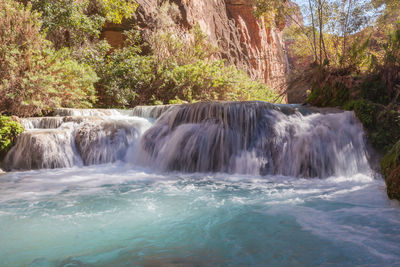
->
102;0;289;96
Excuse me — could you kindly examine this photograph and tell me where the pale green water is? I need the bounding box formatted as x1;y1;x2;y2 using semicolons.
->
0;164;399;266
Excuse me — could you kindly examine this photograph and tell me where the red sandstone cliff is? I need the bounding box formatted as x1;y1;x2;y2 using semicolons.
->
102;0;289;95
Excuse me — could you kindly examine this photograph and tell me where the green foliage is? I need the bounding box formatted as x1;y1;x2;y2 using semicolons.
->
99;43;156;107
254;0;287;29
97;4;281;108
305;67;351;107
308;81;349;107
164;60;279;104
0;0;98;116
383;22;400;65
0;116;24;159
345;37;373;70
26;0;137;48
149;3;218;67
29;0;105;48
378;22;400;95
2;0;278;113
359;74;390;105
381;141;400;178
98;31;280;107
100;0;138;24
304;19;400;156
381;140;400;200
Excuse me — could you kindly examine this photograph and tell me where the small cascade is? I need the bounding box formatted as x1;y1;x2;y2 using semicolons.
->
3;110;152;171
75;120;144;165
131;105;175;119
20;117;65;130
53;108;127;117
136;102;370;178
4;126;80;170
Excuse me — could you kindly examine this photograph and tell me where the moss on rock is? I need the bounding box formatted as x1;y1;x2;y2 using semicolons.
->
342;99;400;153
381;141;400;200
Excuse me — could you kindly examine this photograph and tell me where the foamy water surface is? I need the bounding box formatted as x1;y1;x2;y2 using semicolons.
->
0;164;399;266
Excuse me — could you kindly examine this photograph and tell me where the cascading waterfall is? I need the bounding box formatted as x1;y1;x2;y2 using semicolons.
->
3;110;153;171
138;102;370;177
2;102;400;267
3;102;371;177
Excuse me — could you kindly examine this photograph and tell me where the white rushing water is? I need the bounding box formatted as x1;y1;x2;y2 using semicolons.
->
5;102;371;178
1;102;399;266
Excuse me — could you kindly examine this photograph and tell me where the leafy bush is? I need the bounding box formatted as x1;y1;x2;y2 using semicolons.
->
100;0;138;24
0;0;98;116
27;0;138;48
165;60;279;104
98;31;280;107
0;116;24;160
97;4;281;107
29;0;104;49
99;42;156;107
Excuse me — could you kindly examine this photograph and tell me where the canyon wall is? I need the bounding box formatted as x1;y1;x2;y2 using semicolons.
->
102;0;289;95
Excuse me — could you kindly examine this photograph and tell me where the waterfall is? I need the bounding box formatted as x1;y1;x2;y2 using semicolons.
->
137;102;370;177
3;111;152;171
131;105;175;119
3;102;371;178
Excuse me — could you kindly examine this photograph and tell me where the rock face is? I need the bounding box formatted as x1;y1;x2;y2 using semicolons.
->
102;0;289;95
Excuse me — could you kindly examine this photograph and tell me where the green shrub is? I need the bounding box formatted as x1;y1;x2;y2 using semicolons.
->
100;0;138;24
0;0;98;116
29;0;104;49
308;81;350;107
99;45;156;107
99;42;280;107
165;60;280;103
97;15;281;107
28;0;138;49
359;75;390;105
0;116;24;160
